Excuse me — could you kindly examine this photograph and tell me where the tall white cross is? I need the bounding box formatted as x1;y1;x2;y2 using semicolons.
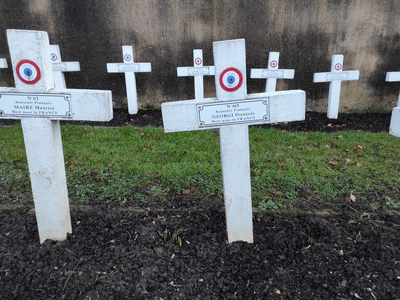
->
177;49;215;100
0;29;113;243
385;71;400;137
50;45;80;89
162;39;305;243
0;58;7;68
313;54;359;119
250;52;295;92
107;46;151;114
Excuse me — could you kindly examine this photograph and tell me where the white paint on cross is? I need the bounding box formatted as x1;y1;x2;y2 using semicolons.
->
0;58;7;68
250;52;295;92
386;71;400;137
107;46;151;114
177;49;215;100
162;39;306;243
313;54;359;119
0;29;113;243
50;45;80;89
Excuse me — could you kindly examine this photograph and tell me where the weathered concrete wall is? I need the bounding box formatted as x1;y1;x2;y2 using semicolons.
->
0;0;399;112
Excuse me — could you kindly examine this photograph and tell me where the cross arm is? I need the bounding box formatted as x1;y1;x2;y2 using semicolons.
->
0;58;7;68
250;69;295;79
162;90;305;132
107;63;151;73
313;70;359;82
386;72;400;82
52;62;80;72
177;66;215;76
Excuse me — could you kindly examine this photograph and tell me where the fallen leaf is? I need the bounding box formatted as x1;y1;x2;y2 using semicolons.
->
278;163;285;170
326;160;338;166
140;132;145;136
183;189;191;195
281;130;287;133
356;162;363;167
157;132;165;139
346;191;357;202
165;152;171;157
346;159;355;165
157;215;166;221
258;138;264;142
370;205;376;211
108;162;114;168
325;144;331;148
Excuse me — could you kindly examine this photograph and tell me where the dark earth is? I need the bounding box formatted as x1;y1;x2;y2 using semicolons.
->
1;110;400;299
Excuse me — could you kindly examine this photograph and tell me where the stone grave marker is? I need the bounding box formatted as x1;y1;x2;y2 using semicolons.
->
50;45;80;89
107;46;151;114
162;39;306;243
0;29;113;243
313;54;359;119
250;52;294;92
177;49;215;100
386;71;400;137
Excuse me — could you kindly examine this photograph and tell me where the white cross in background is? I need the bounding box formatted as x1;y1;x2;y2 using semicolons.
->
250;52;295;92
313;54;359;119
385;71;400;137
0;29;113;243
177;49;215;100
0;58;7;69
162;39;306;243
107;46;151;114
49;45;80;89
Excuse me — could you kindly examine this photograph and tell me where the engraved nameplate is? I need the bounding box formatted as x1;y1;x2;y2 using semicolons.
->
0;93;72;118
197;98;269;127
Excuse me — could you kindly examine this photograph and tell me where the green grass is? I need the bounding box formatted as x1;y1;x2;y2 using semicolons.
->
1;124;400;210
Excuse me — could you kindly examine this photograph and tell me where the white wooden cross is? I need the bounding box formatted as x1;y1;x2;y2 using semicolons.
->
177;49;215;100
385;71;400;137
250;52;294;92
0;58;7;69
313;54;359;119
50;45;80;89
162;39;305;243
107;46;151;114
0;29;113;243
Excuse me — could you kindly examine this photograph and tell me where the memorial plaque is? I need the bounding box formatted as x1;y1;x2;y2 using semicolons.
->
197;98;269;127
0;93;72;118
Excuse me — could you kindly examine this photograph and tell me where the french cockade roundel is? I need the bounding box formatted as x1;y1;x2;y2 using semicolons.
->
270;60;278;68
194;57;202;65
50;53;58;61
16;59;41;85
219;67;243;92
334;63;342;71
124;54;132;62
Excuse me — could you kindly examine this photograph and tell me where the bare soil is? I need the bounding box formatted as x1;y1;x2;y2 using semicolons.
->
1;110;400;299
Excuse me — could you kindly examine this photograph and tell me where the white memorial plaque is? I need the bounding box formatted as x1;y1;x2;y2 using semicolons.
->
197;98;269;127
0;93;71;118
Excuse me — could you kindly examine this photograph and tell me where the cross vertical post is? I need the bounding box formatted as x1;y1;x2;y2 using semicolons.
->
386;71;400;137
162;39;306;243
177;49;215;100
250;52;294;92
107;46;151;114
50;45;80;89
0;29;113;243
313;54;359;119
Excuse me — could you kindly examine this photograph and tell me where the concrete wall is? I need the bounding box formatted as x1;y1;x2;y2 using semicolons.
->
0;0;399;112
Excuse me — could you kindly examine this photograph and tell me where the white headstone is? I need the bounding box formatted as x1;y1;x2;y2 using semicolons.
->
313;54;359;119
107;46;151;114
0;58;7;68
162;39;306;243
0;29;113;243
50;45;80;89
386;71;400;137
177;49;215;100
250;52;295;92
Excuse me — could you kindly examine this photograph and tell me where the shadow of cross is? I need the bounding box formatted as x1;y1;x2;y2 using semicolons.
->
0;29;113;244
162;39;306;243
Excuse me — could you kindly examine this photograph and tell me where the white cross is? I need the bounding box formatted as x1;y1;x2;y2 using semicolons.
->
0;29;113;243
313;54;359;119
0;58;7;68
162;39;306;243
107;46;151;114
250;52;294;92
177;49;215;100
385;71;400;137
50;45;80;89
